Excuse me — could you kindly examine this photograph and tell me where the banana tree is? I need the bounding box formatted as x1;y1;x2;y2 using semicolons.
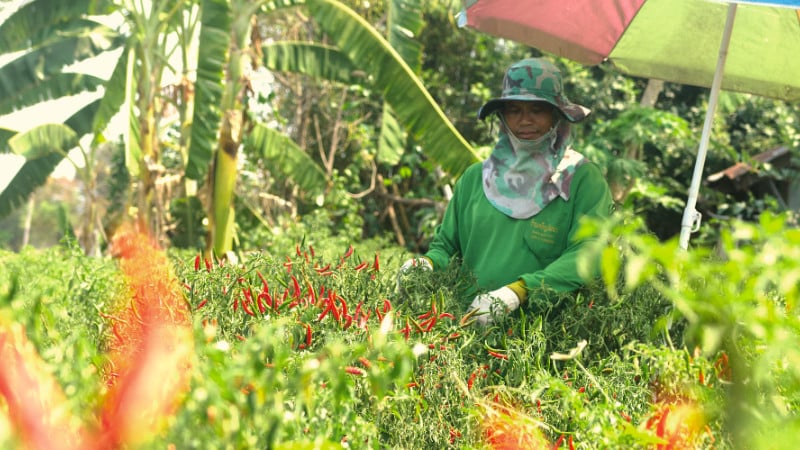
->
186;0;479;258
0;0;123;252
2;0;479;258
94;0;197;239
377;0;424;166
0;0;119;196
306;0;479;175
1;0;203;250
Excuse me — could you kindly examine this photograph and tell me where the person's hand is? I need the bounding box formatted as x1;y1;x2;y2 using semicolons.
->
468;286;521;326
395;257;433;292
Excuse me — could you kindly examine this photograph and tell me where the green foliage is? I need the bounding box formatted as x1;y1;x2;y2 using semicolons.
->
16;228;800;448
0;239;125;434
588;210;800;449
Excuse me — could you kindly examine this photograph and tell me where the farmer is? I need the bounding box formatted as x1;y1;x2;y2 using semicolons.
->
398;58;613;326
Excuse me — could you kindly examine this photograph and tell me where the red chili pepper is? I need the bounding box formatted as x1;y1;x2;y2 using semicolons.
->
714;352;731;381
183;283;192;291
204;258;212;272
318;300;333;321
242;298;255;316
344;366;365;376
330;302;341;322
111;322;124;344
656;407;669;438
588;299;594;309
399;320;411;340
291;275;301;298
373;252;380;271
296;244;302;257
266;292;274;308
438;312;454;320
315;263;332;274
448;428;461;444
338;295;348;317
382;299;392;313
307;281;316;304
196;299;208;310
409;317;425;333
354;261;369;272
194;254;201;271
233;298;239;311
553;434;565;449
406;382;418;388
344;244;354;259
568;435;575;450
420;316;437;332
284;256;293;273
309;245;315;258
256;270;269;293
487;350;508;360
256;293;267;314
358;357;371;369
305;323;312;348
342;314;353;330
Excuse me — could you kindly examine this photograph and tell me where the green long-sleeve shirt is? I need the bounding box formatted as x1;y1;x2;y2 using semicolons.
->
424;160;612;300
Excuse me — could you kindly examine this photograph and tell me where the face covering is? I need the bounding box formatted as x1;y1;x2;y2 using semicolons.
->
505;116;559;155
481;115;586;219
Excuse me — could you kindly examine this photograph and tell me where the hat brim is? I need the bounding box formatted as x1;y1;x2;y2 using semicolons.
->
477;96;591;123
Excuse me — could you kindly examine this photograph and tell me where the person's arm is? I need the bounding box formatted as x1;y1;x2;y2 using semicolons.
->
425;167;476;269
519;163;613;304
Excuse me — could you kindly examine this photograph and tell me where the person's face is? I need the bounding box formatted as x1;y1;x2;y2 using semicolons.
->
501;101;556;140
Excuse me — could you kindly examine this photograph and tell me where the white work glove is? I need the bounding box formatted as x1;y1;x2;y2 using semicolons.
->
468;286;521;326
395;257;433;292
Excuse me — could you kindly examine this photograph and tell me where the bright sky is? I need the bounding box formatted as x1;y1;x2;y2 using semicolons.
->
0;81;110;191
0;1;122;191
1;2;88;189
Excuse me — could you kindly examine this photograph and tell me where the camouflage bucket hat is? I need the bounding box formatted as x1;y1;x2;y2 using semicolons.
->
478;58;591;123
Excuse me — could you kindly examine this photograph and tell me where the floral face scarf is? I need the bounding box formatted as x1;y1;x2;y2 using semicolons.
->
481;117;586;219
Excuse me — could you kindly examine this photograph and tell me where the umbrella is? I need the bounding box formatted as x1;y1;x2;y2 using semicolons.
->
458;0;800;249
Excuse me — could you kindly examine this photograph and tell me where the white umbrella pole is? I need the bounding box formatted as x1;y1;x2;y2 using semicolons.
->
679;3;738;250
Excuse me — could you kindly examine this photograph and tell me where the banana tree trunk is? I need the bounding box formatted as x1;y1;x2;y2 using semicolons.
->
208;1;256;258
210;116;240;256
